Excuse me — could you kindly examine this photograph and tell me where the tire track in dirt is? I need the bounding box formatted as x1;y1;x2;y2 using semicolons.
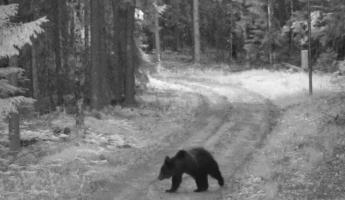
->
90;81;229;200
95;74;278;200
147;77;278;200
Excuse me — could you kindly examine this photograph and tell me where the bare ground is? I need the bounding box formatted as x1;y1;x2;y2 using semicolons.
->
99;73;279;200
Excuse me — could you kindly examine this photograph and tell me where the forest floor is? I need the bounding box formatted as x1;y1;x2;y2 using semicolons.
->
1;60;345;200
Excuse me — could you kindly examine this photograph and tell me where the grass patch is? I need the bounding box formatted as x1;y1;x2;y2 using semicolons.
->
231;93;345;200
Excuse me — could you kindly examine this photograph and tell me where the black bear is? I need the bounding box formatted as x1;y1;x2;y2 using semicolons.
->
158;147;224;192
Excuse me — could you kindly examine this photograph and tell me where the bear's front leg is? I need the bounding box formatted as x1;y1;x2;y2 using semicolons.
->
166;174;182;193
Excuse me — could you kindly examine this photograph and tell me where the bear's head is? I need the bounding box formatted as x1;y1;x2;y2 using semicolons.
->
158;156;175;180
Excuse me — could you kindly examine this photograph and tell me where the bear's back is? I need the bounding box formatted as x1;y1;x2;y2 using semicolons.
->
187;147;215;166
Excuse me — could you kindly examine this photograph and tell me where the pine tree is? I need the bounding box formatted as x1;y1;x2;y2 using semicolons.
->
193;0;200;63
0;4;47;151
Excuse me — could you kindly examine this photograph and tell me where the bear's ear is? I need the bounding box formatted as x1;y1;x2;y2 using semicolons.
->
164;156;170;163
176;150;186;158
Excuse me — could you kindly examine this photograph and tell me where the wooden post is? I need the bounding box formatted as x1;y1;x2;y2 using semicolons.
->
301;50;308;70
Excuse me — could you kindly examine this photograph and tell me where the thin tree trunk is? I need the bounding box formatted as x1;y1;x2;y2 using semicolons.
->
8;57;20;152
70;2;84;128
30;1;39;100
91;0;101;109
90;0;108;109
174;26;180;51
84;0;90;102
112;0;124;102
215;3;221;63
288;0;294;59
193;0;200;63
307;0;313;95
154;1;161;64
124;0;136;105
31;42;39;99
229;0;233;64
267;0;273;64
53;0;65;106
118;6;127;101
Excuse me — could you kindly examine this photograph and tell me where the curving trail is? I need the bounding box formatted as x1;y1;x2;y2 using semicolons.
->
94;73;278;200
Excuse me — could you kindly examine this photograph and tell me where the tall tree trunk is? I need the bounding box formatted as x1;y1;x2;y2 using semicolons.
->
84;0;91;103
174;26;180;52
124;0;136;105
215;3;221;62
74;0;90;128
30;1;39;100
69;1;84;128
267;0;273;64
53;0;65;106
112;0;127;103
31;42;39;99
90;0;99;109
90;0;108;109
111;0;137;106
111;0;121;102
229;0;233;63
242;0;249;67
288;0;294;59
193;0;200;63
307;0;313;95
154;1;161;64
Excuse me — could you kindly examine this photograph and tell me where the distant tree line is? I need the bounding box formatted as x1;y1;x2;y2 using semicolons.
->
154;0;345;68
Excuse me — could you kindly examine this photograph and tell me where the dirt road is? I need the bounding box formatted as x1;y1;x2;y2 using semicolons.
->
93;73;278;200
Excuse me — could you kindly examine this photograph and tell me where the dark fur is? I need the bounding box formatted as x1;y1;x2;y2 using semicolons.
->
158;147;224;193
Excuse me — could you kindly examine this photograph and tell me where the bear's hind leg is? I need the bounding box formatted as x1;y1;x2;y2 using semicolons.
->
194;174;208;192
166;174;182;193
209;167;224;186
